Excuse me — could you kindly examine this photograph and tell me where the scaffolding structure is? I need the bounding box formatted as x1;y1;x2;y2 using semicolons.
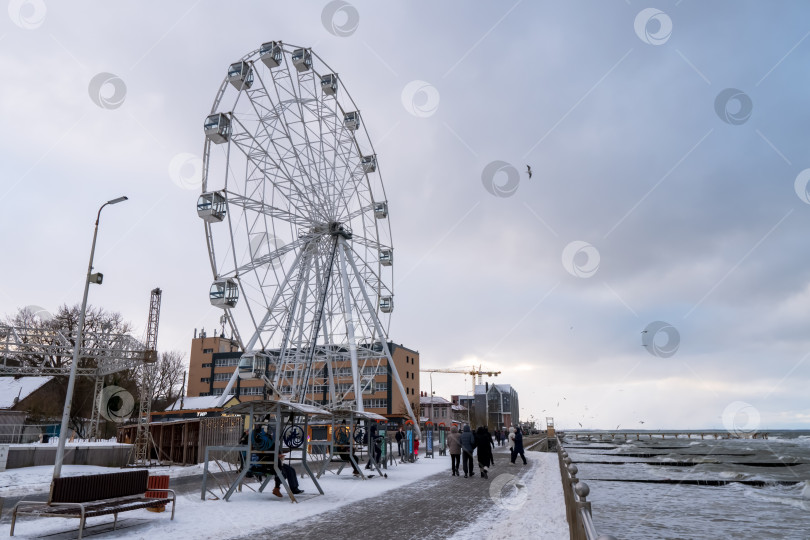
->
0;293;160;448
133;288;162;465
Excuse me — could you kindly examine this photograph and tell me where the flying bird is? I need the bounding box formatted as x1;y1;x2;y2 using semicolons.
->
616;424;621;430
578;422;583;427
526;165;532;179
639;420;645;425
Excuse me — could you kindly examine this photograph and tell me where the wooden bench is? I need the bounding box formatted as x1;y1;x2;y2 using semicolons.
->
10;470;175;539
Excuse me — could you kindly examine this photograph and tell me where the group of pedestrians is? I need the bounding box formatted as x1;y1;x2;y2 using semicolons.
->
446;424;526;478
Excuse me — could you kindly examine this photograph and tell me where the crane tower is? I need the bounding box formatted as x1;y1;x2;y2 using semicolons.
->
133;288;161;465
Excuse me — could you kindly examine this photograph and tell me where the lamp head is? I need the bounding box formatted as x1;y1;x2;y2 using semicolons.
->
107;196;128;205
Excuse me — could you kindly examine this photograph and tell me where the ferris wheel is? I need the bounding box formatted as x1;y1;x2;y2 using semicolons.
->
197;42;413;423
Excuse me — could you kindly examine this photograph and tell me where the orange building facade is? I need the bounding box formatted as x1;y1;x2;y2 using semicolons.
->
186;329;420;421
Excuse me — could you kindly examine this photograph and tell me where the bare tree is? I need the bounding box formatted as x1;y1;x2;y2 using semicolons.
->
138;351;187;411
3;304;137;436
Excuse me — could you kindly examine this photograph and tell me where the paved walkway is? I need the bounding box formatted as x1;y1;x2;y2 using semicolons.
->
231;445;535;540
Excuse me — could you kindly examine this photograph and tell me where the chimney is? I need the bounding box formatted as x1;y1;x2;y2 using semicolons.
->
486;382;489;391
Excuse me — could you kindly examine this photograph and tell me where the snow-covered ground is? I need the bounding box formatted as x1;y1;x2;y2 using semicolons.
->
448;452;569;540
3;451;570;539
5;456;452;539
0;462;211;497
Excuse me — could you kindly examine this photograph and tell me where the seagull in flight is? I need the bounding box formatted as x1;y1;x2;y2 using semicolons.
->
526;165;532;179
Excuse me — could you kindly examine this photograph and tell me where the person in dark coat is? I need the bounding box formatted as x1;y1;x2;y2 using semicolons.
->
395;426;404;457
474;426;495;478
494;428;502;447
460;424;476;478
365;423;381;469
512;426;527;465
447;424;462;476
335;420;361;475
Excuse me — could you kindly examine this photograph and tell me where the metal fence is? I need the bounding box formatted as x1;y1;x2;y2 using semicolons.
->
556;436;617;540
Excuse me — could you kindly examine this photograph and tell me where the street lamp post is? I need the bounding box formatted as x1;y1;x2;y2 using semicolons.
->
52;196;128;489
429;372;433;425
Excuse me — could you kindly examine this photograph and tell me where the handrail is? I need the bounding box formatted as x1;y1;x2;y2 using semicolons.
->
555;436;617;540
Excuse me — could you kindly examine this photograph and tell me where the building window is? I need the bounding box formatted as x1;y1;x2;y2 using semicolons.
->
363;399;388;408
202;363;212;368
214;357;240;367
203;348;214;354
201;378;210;383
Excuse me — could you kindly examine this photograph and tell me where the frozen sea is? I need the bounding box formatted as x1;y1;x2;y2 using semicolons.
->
565;431;810;539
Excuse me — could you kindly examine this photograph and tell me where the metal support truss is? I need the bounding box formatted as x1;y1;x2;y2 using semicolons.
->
0;326;150;376
133;288;162;466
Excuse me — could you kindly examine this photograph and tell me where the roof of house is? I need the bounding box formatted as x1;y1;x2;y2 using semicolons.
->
419;395;451;405
451;404;467;411
0;376;54;409
165;395;230;411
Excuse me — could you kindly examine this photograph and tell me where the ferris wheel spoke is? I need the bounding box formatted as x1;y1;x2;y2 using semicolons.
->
260;58;331;216
229;235;311;277
284;69;333;214
226;191;313;228
245;72;330;218
229;116;321;216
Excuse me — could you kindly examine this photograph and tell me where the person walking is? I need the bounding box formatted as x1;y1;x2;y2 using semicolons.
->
513;426;527;465
447;424;462;476
508;426;517;463
494;428;501;447
475;426;495;479
460;424;476;478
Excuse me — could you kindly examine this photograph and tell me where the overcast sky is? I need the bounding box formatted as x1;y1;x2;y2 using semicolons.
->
2;1;810;430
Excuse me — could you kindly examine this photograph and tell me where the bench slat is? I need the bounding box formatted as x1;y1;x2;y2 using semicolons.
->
52;470;149;503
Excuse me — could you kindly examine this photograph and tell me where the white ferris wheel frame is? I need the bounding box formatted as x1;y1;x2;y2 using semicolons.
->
199;42;418;433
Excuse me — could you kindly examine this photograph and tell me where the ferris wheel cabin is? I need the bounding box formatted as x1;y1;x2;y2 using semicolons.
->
379;296;394;313
209;278;239;308
321;74;338;96
292;48;312;72
344;111;360;131
238;353;265;380
374;202;388;219
197;192;227;223
259;41;283;68
204;113;231;144
379;248;393;266
227;61;254;90
361;154;377;173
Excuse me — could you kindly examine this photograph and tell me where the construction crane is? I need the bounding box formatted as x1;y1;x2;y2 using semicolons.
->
133;288;161;466
419;366;501;427
419;365;502;396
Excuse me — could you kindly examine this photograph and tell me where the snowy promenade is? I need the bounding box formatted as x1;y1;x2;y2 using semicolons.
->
2;446;568;539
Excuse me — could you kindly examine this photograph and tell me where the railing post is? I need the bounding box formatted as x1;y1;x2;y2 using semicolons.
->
556;436;617;540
